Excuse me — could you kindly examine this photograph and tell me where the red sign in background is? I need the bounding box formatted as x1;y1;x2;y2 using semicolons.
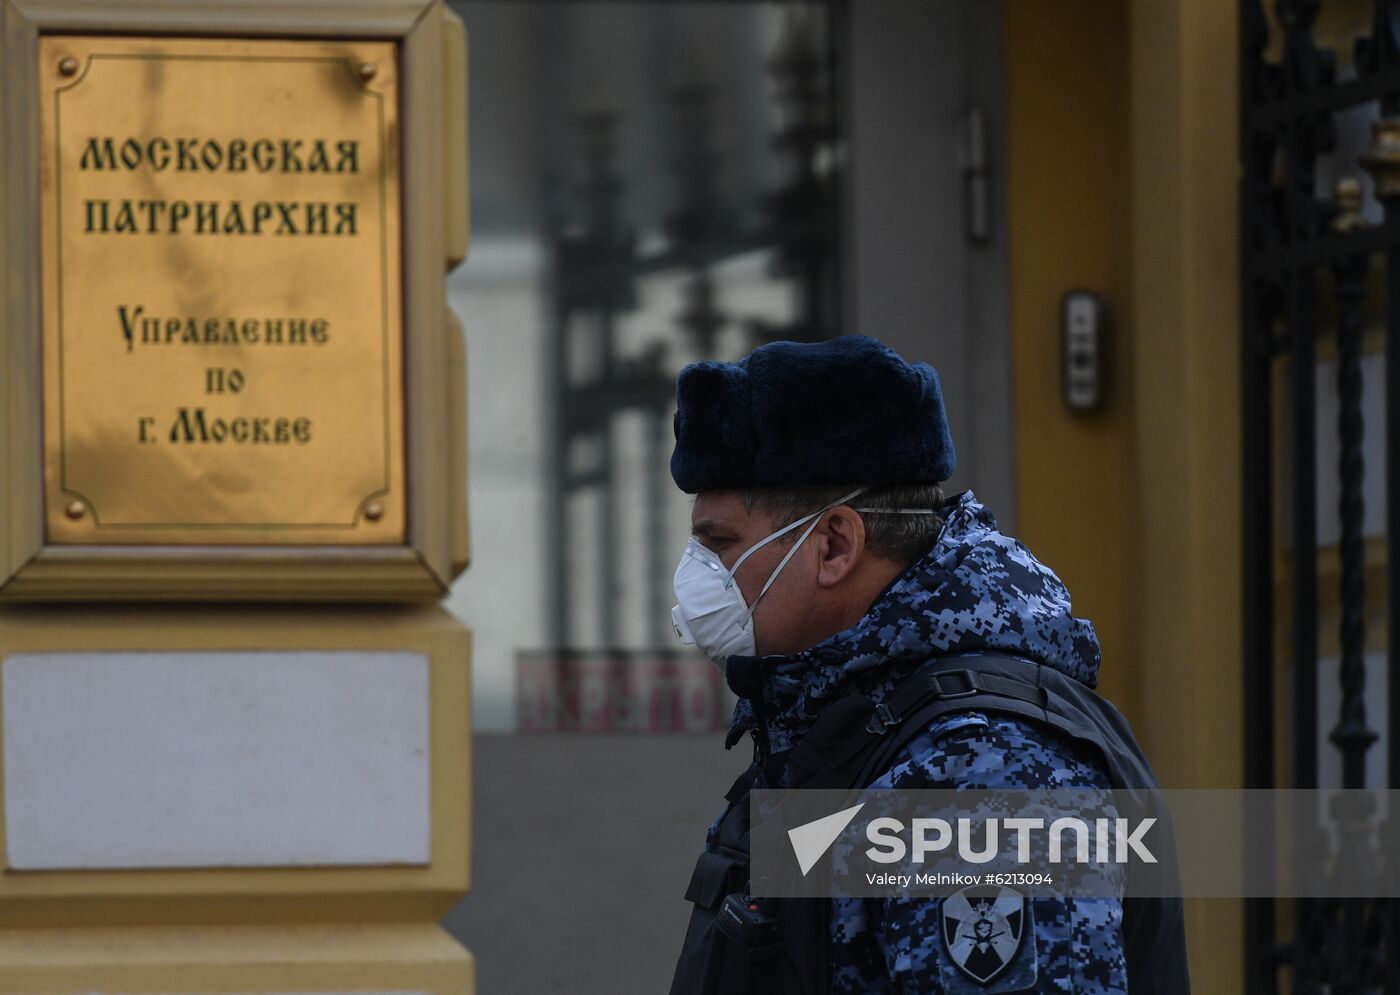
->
516;651;735;733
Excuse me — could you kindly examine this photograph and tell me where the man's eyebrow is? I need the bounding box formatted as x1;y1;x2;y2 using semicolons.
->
691;519;735;538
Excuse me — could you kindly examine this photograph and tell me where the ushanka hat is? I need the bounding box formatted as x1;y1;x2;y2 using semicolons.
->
669;334;955;493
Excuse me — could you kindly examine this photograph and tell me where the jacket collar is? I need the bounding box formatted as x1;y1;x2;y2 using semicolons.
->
723;489;1102;760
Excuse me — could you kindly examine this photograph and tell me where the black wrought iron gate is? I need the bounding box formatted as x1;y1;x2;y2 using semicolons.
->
1242;1;1400;990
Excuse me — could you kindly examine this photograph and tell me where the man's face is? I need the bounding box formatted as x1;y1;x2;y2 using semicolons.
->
689;489;823;657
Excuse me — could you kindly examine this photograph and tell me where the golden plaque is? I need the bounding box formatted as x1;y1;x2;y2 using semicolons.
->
38;36;405;545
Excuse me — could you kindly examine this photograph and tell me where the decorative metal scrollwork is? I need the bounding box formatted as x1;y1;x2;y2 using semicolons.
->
1243;2;1400;991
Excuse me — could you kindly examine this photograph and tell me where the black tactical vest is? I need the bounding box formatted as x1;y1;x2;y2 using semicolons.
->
667;651;1191;995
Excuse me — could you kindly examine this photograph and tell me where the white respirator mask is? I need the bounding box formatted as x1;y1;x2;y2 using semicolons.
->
670;486;938;666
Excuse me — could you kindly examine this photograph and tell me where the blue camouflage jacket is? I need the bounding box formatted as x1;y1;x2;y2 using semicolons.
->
720;489;1126;994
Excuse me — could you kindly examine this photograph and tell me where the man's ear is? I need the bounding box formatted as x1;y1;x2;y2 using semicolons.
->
814;505;865;588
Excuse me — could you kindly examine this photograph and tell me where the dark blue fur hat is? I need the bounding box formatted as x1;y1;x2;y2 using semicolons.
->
669;334;955;493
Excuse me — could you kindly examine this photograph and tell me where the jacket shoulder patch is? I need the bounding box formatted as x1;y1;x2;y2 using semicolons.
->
939;885;1038;991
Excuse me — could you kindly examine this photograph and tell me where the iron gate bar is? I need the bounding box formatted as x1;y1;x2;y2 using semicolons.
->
1250;216;1400;271
1377;112;1400;995
1239;0;1400;989
1241;9;1280;991
1328;214;1377;788
1289;216;1321;793
1284;5;1326;991
1250;69;1400;124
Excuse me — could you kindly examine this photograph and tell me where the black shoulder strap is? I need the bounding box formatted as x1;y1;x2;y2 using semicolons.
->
850;653;1056;789
782;652;1053;791
866;658;1050;734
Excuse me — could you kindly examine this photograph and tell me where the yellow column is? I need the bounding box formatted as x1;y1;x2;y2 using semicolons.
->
0;1;474;990
1004;0;1141;724
1006;0;1244;987
1128;0;1244;986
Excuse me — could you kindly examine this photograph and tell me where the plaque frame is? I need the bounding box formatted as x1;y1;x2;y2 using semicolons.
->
0;0;470;600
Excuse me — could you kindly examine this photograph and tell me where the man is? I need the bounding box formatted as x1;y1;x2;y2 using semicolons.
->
666;335;1188;993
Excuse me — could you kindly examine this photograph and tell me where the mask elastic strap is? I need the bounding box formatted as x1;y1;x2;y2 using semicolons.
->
726;501;833;586
740;516;825;625
735;485;868;626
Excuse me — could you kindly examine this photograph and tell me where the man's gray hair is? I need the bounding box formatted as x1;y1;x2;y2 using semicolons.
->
740;481;946;566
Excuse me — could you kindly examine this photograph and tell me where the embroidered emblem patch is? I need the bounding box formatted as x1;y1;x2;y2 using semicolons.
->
941;884;1027;984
